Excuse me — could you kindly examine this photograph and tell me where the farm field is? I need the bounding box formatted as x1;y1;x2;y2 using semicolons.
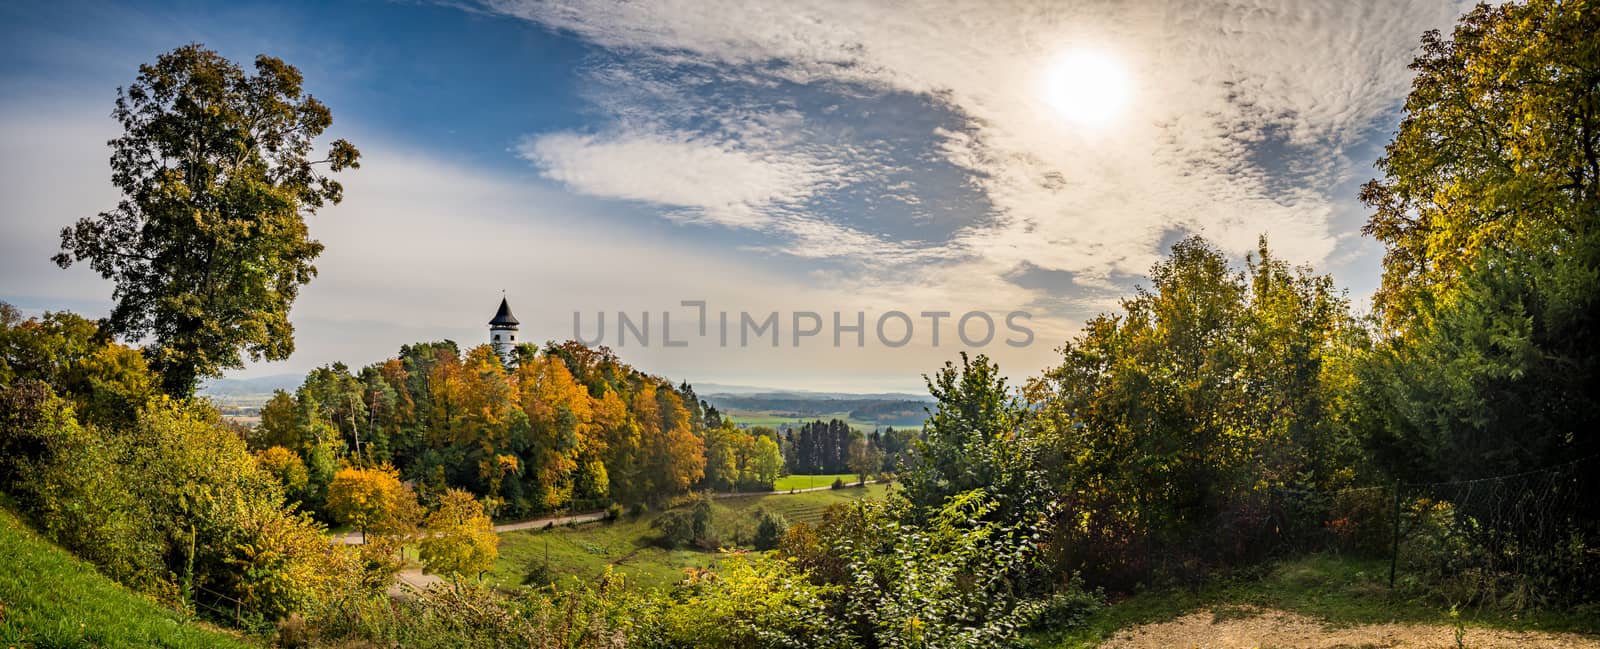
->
491;483;891;590
721;409;887;430
771;473;860;491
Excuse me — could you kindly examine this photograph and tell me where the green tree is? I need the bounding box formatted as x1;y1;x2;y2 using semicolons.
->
1349;0;1600;601
1356;0;1600;482
54;44;360;396
1026;236;1358;584
0;305;156;427
903;352;1043;527
749;434;784;489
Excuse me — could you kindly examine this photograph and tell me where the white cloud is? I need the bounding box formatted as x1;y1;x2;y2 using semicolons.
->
479;0;1468;315
518;130;824;227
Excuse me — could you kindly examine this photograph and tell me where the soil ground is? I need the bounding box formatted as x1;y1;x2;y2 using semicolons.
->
1101;607;1600;649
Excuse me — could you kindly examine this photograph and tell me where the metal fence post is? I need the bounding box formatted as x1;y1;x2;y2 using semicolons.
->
1389;479;1401;589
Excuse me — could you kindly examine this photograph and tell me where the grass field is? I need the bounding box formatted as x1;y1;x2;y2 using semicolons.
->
722;410;896;430
492;483;890;590
0;505;259;649
771;473;860;491
1027;553;1600;648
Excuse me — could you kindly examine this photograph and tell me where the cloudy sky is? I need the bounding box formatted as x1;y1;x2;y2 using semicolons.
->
0;0;1468;393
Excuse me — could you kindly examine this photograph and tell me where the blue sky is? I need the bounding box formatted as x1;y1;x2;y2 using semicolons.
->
0;0;1470;392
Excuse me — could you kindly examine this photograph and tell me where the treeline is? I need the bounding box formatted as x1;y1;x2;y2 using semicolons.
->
780;419;914;477
701;394;931;426
249;341;738;518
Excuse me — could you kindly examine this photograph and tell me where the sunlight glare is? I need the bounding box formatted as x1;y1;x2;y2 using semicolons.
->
1044;49;1132;128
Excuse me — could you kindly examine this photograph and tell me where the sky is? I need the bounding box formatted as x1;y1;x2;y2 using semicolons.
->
0;0;1470;393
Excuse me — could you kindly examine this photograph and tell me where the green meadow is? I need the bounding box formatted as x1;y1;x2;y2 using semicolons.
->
491;483;890;589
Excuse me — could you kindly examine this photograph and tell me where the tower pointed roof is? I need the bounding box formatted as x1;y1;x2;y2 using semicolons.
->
489;297;519;327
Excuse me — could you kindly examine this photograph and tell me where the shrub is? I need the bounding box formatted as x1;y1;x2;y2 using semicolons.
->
606;502;625;521
656;553;847;648
653;510;696;549
652;496;718;550
753;509;788;551
831;478;846;490
0;381;162;588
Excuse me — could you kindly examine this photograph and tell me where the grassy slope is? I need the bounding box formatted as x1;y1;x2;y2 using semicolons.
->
1030;553;1600;648
0;506;258;649
492;483;890;590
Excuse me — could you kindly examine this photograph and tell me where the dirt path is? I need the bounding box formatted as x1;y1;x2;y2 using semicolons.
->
1101;608;1599;649
337;509;609;544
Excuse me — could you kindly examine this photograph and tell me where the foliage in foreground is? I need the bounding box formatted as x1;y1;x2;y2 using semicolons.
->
0;503;257;649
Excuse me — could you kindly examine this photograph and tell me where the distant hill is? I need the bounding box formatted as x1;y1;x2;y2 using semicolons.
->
693;382;932;401
197;373;303;398
703;392;932;429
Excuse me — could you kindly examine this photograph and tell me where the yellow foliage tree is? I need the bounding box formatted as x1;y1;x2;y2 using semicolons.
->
255;445;310;499
324;463;421;542
418;488;498;579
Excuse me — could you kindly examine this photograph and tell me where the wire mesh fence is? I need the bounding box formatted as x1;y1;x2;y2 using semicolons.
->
1093;455;1600;607
1389;455;1599;608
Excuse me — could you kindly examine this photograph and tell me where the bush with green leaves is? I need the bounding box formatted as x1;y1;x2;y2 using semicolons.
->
833;490;1061;648
752;509;789;551
0;310;377;622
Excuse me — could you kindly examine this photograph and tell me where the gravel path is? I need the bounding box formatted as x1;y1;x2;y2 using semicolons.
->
1100;607;1599;649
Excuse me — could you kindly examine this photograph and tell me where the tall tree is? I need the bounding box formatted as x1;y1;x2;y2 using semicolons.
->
55;44;360;396
1356;0;1600;481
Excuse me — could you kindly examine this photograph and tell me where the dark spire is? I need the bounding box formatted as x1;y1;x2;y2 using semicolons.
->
489;297;519;327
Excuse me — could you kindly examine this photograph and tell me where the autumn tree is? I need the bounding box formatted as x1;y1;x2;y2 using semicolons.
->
517;353;599;509
54;44;360;396
633;382;705;499
419;488;498;580
255;445;310;501
325;463;421;543
0;305;155;427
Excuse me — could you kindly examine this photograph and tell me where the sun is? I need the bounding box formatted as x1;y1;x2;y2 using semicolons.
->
1043;49;1132;127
